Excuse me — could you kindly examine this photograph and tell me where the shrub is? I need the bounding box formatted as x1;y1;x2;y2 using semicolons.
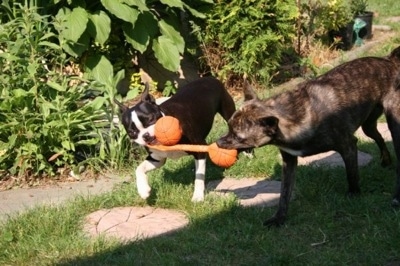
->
196;0;298;84
40;0;211;74
0;4;127;180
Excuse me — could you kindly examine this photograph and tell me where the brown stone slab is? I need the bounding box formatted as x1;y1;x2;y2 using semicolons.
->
84;206;189;242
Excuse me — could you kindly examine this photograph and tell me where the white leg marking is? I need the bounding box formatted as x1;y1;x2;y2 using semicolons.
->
191;158;206;202
135;159;165;199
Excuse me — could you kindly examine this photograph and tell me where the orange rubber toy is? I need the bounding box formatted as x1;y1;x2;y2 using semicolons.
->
154;116;182;145
153;116;237;167
149;142;237;168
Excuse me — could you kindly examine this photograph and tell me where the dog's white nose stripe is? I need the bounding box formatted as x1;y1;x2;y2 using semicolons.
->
131;111;145;131
131;111;154;145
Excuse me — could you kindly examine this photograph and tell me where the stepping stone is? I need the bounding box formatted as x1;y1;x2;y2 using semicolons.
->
355;122;392;142
207;178;281;207
84;206;188;242
293;123;392;168
298;150;372;167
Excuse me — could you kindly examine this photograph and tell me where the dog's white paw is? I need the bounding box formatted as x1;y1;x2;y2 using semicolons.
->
191;192;204;202
392;198;400;207
242;149;254;159
137;185;151;199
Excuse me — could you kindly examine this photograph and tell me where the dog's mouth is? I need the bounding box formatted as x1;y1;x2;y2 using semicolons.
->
146;139;159;145
217;134;261;150
217;138;248;150
143;136;158;146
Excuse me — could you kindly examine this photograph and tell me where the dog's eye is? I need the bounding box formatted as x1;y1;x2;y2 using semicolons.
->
234;134;245;142
128;129;139;139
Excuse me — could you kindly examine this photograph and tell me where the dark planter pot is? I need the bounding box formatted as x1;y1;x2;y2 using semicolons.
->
329;22;354;51
354;11;374;39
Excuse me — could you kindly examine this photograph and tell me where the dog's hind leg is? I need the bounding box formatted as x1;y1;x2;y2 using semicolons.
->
264;151;298;227
135;157;166;199
192;154;207;202
338;135;361;195
361;105;392;167
385;112;400;207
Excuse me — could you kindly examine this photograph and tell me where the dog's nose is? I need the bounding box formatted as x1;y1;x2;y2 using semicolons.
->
143;133;155;143
216;138;227;148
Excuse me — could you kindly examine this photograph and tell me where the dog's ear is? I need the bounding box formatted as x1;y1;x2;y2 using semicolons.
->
114;99;128;113
259;116;279;136
243;79;259;101
141;82;156;104
389;46;400;69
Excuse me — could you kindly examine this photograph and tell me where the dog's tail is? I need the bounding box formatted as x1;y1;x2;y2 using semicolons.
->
389;46;400;65
220;88;236;121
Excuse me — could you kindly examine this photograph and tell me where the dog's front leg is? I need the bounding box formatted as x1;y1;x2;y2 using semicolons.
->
135;157;166;199
386;114;400;206
192;157;207;202
264;151;298;227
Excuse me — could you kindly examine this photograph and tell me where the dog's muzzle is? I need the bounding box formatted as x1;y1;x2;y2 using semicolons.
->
143;133;157;145
216;137;231;149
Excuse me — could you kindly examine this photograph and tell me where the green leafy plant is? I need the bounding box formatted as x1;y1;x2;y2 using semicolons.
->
320;0;353;31
47;0;211;74
350;0;369;16
162;80;177;97
195;0;298;84
0;3;130;180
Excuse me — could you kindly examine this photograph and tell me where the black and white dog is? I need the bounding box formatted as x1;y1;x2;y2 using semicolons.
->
115;77;236;201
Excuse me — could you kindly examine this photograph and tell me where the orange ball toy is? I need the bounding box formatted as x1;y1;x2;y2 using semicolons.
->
147;142;237;168
208;143;238;168
154;116;182;145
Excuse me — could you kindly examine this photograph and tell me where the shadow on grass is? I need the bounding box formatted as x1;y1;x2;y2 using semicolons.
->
58;141;399;265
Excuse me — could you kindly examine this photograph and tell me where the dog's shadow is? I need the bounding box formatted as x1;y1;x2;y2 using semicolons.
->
144;158;226;204
206;178;281;207
145;158;281;207
146;137;393;207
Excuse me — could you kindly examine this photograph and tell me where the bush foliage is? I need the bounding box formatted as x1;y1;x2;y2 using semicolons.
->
197;0;298;83
0;4;129;179
44;0;211;73
0;0;301;180
0;1;211;180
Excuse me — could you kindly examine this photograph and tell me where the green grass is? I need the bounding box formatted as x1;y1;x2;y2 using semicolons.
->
1;2;400;265
1;119;399;265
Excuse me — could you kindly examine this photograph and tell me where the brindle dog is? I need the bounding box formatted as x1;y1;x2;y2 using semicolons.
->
217;46;400;227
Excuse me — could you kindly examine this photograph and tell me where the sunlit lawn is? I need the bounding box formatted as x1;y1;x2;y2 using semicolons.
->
1;1;400;265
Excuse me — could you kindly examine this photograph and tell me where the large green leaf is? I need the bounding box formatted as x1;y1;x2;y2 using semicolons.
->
88;11;111;45
62;33;90;57
122;0;149;11
84;55;113;86
160;0;183;9
87;96;107;110
123;12;158;53
183;3;207;18
113;69;126;88
101;0;139;25
152;36;180;72
159;19;184;54
56;7;89;42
